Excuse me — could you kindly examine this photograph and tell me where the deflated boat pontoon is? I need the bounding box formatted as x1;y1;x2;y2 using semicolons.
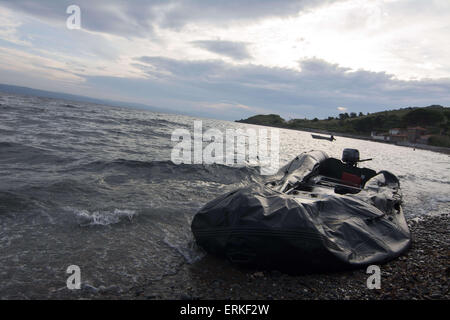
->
191;150;411;273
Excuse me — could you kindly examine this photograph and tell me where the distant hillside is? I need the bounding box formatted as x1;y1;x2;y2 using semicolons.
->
237;105;450;148
238;114;286;127
0;83;167;114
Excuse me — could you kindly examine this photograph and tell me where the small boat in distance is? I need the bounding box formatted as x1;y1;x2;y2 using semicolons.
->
311;134;336;141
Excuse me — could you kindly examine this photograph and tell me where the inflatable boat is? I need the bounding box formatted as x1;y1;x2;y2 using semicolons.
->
191;149;411;273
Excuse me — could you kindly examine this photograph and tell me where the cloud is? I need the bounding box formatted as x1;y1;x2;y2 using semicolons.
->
0;47;84;83
0;7;32;46
1;0;346;37
191;40;251;61
1;1;449;121
337;107;347;111
82;56;450;120
158;0;344;29
0;1;158;37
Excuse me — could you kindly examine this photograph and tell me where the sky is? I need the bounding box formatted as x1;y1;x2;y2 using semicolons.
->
0;0;449;120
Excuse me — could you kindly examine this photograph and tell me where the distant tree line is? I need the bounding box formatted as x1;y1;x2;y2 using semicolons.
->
236;105;450;147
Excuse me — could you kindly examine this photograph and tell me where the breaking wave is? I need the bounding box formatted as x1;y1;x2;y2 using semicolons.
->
70;208;138;226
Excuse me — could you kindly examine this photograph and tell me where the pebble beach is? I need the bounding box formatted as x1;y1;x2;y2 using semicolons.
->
87;214;448;300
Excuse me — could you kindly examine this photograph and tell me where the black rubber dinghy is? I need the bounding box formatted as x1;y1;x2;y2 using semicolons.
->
191;150;411;273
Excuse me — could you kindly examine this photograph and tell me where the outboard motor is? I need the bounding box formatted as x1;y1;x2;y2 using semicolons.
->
342;148;360;166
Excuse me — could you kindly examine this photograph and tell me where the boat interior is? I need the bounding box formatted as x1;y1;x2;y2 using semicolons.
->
317;158;377;186
294;149;378;195
290;159;377;195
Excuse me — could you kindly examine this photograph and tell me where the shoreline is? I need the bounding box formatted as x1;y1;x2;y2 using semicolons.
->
238;122;450;155
95;214;449;300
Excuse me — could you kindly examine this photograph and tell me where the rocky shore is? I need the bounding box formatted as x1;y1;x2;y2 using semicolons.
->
87;214;449;300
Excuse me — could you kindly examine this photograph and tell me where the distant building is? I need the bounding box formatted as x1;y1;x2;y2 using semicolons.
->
389;128;402;135
407;127;427;143
373;127;429;145
371;131;390;141
390;134;408;143
417;134;432;145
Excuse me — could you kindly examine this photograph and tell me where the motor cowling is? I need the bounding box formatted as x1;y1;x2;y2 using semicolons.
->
342;148;360;166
